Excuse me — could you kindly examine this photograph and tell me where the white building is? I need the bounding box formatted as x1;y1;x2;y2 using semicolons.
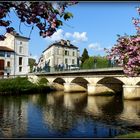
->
0;32;30;77
38;39;80;72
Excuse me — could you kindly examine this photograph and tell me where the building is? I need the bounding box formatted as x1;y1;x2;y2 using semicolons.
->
38;39;80;72
0;32;30;77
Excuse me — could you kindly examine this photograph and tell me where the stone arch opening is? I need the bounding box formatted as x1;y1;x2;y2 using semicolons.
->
71;77;89;90
97;77;124;94
53;78;65;85
38;77;49;85
136;81;140;85
53;78;65;91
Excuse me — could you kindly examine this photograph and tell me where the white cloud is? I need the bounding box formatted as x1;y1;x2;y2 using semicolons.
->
72;32;88;43
45;29;64;42
45;29;88;43
65;32;72;38
88;43;104;51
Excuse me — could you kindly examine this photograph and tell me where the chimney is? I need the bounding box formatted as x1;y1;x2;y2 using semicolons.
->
60;39;65;45
66;40;70;46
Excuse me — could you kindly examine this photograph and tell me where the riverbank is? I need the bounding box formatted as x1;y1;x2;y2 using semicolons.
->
116;131;140;138
0;77;54;95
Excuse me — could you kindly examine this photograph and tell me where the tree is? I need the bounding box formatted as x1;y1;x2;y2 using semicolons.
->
105;7;140;76
81;48;89;66
0;1;77;40
28;58;36;72
82;56;108;69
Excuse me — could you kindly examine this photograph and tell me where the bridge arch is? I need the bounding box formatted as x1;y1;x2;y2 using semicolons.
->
52;78;66;91
136;81;140;85
64;77;89;93
97;77;124;94
71;77;89;89
53;77;66;85
38;77;49;84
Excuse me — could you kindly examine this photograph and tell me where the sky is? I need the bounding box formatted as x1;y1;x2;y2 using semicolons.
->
1;1;140;62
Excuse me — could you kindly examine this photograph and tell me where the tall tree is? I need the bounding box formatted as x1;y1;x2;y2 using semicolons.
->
28;58;36;72
0;1;77;40
105;7;140;76
81;48;89;65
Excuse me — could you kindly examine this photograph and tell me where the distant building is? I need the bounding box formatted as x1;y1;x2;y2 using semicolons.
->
38;39;80;72
0;32;30;77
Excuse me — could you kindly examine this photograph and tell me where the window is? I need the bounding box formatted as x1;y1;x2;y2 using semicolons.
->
7;52;11;57
65;50;67;55
20;41;22;45
19;57;22;65
19;46;23;53
72;59;75;64
7;61;10;67
0;52;5;57
65;50;69;56
19;67;22;72
65;58;68;64
73;51;75;56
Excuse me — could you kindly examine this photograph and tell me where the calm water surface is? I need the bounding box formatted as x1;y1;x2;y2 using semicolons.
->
0;91;140;138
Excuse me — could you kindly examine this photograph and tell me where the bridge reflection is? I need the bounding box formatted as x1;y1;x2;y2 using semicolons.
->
40;91;140;133
63;93;87;111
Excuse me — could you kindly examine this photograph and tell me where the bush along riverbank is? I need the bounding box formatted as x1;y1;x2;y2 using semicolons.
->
0;77;54;95
116;131;140;138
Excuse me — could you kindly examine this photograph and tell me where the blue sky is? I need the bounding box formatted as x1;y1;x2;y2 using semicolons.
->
1;2;140;62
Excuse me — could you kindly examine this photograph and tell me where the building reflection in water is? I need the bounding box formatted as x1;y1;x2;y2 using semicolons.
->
43;91;77;133
0;96;28;138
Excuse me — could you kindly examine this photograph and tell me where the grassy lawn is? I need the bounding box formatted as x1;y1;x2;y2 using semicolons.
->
116;132;140;138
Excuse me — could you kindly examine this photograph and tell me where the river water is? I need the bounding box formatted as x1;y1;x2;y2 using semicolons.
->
0;91;140;138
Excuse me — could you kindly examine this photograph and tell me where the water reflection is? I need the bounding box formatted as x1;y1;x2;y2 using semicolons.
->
0;92;140;138
0;96;28;138
118;100;140;131
63;93;87;111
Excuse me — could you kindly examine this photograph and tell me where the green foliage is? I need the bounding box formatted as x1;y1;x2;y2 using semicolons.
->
56;20;63;27
81;48;89;66
64;12;73;20
28;58;36;72
82;56;108;69
117;132;140;138
0;77;36;94
0;77;51;95
38;77;48;86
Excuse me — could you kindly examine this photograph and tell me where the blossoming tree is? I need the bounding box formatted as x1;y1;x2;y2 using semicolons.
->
0;1;77;40
105;7;140;76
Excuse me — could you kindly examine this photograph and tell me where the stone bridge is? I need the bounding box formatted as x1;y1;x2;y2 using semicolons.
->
28;67;140;100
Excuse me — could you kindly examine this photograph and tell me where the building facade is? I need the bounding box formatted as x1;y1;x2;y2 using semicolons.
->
38;39;80;72
0;32;30;77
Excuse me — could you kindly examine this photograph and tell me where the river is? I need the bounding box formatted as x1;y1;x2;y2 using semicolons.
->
0;91;140;138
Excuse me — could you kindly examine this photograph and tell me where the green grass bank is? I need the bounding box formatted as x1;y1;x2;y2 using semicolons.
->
116;132;140;138
0;77;53;95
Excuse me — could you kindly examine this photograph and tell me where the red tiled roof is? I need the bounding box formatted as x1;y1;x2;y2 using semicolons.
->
0;46;14;52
